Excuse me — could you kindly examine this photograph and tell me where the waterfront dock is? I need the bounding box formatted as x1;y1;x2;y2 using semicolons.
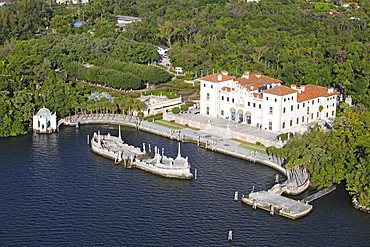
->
242;191;313;219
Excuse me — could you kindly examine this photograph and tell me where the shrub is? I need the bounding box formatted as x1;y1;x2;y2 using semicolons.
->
277;132;294;141
172;107;180;114
185;101;196;106
180;104;189;111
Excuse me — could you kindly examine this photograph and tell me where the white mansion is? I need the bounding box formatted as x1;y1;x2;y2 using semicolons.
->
199;71;339;132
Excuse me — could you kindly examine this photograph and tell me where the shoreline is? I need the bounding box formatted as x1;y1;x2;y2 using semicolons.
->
61;114;287;176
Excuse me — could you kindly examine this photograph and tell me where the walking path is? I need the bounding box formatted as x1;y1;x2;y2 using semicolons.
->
61;113;286;175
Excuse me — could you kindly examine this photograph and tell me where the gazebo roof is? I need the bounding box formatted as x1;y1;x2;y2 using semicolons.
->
36;107;52;117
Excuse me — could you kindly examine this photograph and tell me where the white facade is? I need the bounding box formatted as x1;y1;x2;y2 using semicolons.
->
32;108;57;133
200;71;339;132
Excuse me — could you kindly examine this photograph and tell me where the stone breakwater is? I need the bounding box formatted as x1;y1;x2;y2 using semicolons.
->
90;130;193;179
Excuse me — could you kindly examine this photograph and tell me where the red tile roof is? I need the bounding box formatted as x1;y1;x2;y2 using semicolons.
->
236;74;282;87
263;85;297;96
342;2;359;6
253;93;262;99
200;73;234;83
297;84;339;102
221;87;233;92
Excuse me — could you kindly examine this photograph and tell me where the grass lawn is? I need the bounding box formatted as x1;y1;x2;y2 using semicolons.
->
231;138;267;154
178;90;195;94
153;121;183;129
159;120;201;130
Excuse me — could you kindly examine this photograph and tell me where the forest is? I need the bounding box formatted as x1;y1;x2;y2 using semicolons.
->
0;0;369;208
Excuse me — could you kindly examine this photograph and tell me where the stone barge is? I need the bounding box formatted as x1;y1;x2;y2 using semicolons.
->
241;191;313;220
90;130;194;179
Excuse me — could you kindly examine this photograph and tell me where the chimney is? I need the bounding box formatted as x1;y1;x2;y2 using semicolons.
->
218;74;222;81
250;86;254;90
221;71;228;75
242;71;250;79
291;84;297;90
255;73;261;78
299;86;305;93
328;87;334;94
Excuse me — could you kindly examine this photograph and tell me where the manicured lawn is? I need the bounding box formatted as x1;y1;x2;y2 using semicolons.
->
160;120;201;130
231;138;267;154
153;121;183;129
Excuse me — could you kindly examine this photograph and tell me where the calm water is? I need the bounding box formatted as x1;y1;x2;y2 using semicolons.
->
0;124;369;246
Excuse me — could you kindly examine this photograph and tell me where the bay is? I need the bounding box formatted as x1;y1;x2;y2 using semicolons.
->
0;124;369;246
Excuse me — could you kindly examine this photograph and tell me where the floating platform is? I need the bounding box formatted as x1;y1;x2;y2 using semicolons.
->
242;191;313;220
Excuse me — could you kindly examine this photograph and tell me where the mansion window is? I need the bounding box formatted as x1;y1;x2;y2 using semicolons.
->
207;93;210;100
211;85;213;89
303;103;305;107
221;96;224;100
297;104;300;109
282;122;285;129
317;112;319;118
227;97;229;102
326;113;328;117
275;99;277;102
253;103;256;107
312;100;314;104
332;111;334;116
284;98;286;102
283;107;286;113
206;107;209;115
297;118;299;124
291;105;293;111
302;116;304;122
204;84;206;87
307;107;310;114
259;104;261;109
221;110;224;116
266;97;269;100
290;120;293;126
269;121;272;130
269;107;273;114
248;102;250;106
232;98;234;103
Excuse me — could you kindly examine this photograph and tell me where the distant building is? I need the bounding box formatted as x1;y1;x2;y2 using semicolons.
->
341;2;360;8
33;107;57;133
116;15;141;30
72;21;87;28
138;94;182;116
199;71;339;133
56;0;88;4
175;67;183;74
157;45;169;56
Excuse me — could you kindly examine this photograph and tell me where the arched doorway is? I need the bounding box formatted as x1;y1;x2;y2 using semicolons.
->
245;111;251;124
230;108;236;120
237;109;244;123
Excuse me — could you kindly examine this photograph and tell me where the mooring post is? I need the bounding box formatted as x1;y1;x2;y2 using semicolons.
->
87;135;89;144
275;174;279;183
234;191;238;201
228;230;233;242
195;169;197;180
